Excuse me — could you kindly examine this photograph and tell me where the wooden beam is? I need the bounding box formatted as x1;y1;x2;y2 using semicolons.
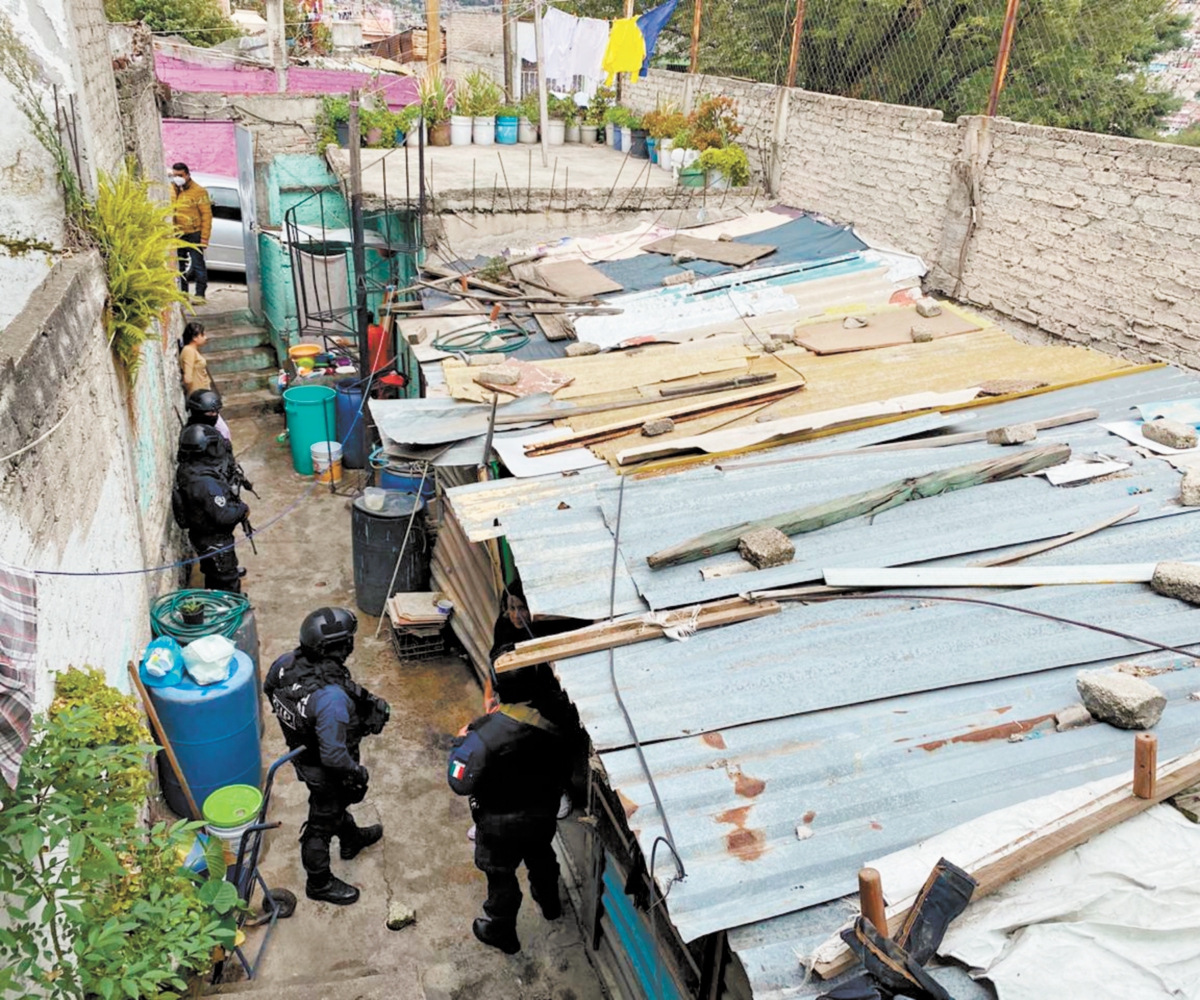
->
493;597;780;673
689;0;703;73
813;744;1200;980
524;383;806;456
648;445;1072;569
1134;734;1157;800
858;868;887;936
822;564;1158;589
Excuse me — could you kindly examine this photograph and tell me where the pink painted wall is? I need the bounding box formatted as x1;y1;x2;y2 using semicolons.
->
161;119;238;177
155;55;420;108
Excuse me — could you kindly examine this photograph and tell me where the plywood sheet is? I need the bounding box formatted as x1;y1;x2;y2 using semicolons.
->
643;233;777;266
444;360;575;402
510;261;576;342
794;305;980;354
535;259;624;298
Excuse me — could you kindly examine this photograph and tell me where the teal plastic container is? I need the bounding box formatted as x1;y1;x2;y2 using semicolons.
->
496;116;518;144
283;384;336;475
647;137;658;164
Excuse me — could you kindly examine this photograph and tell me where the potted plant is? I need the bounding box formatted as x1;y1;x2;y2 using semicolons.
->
698;145;750;189
673;126;702;184
319;94;351;149
586;86;614;145
360;101;400;147
496;103;520;144
562;98;581;143
690;94;743;151
627;113;649;159
544;94;569;146
398;102;424;147
179;598;206;626
518;93;539;144
645;104;686;169
458;69;502;145
603;105;629;150
419;66;453;146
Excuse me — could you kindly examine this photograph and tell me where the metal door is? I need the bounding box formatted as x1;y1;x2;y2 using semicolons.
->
234;125;263;317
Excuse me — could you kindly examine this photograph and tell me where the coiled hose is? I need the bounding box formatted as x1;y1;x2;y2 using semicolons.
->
432;324;529;355
151;589;251;642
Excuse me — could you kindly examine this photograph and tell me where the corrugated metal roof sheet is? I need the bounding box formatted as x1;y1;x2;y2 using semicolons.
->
594;643;1200;943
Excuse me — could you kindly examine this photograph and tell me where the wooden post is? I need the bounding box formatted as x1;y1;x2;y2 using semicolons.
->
858;868;887;936
427;0;441;67
501;0;513;101
785;0;807;89
1133;733;1158;800
689;0;703;74
986;0;1021;116
624;0;635;16
533;0;550;168
128;662;201;820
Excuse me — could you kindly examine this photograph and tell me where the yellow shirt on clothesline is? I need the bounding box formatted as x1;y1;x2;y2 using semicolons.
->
602;18;646;86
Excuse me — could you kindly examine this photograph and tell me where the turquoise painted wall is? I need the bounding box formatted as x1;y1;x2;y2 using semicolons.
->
259;232;298;359
268;154;349;229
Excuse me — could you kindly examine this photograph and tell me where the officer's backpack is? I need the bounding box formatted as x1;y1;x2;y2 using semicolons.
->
446;718;505;796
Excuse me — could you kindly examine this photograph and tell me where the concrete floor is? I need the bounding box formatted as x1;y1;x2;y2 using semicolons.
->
211;407;606;1000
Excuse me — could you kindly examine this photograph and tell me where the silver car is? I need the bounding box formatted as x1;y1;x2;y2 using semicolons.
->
191;172;245;273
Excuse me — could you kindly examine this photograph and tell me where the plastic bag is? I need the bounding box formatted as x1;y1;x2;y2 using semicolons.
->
181;633;237;686
141;636;184;688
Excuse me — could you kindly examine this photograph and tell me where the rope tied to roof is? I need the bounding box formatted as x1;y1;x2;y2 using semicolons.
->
640;604;702;641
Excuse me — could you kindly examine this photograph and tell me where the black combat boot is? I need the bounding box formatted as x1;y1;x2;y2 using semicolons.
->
472;917;520;954
340;823;384;861
306;874;360;905
530;882;562;921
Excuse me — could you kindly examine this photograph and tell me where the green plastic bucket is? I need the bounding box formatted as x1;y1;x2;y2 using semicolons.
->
283;384;336;475
202;784;264;864
679;166;705;189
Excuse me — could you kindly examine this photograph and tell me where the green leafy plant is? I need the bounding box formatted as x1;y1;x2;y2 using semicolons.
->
316;94;350;152
496;104;520;118
457;69;503;118
698;145;751;186
671;126;694;149
643;106;687;140
397;102;424;135
585;85;616;127
0;667;238;999
418;65;452;125
603;105;636;128
88;164;190;380
519;92;541;125
547;93;578;123
477;256;511;282
104;0;240;48
360;102;403;147
689;94;742;151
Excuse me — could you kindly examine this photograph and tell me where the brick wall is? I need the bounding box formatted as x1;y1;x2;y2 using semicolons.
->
67;0;126;182
111;25;166;177
446;11;505;85
624;69;1200;371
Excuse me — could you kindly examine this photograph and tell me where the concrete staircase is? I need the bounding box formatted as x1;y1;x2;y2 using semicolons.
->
202;314;282;419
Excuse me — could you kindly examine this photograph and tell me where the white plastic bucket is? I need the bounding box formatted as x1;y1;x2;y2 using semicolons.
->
450;114;473;146
311;440;344;484
518;117;538;144
206;820;258;865
472;116;495;145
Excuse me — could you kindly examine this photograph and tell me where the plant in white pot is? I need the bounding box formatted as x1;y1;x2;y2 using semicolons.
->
460;69;502;146
398;102;424;147
544;94;569;145
562;97;582;143
698;144;750;190
518;93;539;143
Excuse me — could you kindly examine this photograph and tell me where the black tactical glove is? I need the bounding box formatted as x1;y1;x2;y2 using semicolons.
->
361;692;391;735
344;764;369;804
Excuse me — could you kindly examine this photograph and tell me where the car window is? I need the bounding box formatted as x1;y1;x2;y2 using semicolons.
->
208;186;242;222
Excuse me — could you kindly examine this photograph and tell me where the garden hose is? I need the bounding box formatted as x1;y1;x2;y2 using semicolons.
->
431;324;530;355
151;589;251;643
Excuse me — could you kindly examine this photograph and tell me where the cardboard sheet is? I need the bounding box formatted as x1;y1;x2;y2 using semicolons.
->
642;233;778;266
794;305;981;354
535;258;624;298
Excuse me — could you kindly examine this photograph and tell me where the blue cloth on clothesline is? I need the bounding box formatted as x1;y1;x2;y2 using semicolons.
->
637;0;681;78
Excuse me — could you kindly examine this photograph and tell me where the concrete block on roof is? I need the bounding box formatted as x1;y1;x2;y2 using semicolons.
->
565;341;601;357
986;423;1037;445
640;417;675;437
467;353;507;366
1152;561;1200;606
662;270;696;287
1181;469;1200;507
915;297;943;318
475;366;519;385
1054;703;1094;732
910;325;935;343
737;527;795;569
1076;670;1166;730
1142;418;1197;450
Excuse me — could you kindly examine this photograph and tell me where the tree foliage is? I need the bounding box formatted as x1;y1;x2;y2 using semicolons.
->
568;0;1190;136
104;0;240;48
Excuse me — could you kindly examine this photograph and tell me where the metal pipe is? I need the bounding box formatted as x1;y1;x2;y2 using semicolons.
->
986;0;1022;117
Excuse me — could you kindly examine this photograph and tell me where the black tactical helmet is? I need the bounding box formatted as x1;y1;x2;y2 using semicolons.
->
299;607;358;657
186;388;222;416
178;423;223;458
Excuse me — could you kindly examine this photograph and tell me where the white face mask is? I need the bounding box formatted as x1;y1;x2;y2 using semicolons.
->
171;175;187;187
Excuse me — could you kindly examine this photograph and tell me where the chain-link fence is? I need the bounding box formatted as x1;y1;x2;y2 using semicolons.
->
648;0;1197;137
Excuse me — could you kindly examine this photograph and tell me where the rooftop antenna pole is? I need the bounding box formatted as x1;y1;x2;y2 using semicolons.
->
533;0;550;168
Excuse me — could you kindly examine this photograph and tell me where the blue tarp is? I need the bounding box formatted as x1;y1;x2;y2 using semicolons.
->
591;214;868;293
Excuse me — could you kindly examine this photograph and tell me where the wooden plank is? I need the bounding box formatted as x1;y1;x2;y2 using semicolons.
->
794;307;981;355
971;505;1138;567
647;445;1072;569
813;747;1200;980
822;564;1158;588
643;233;777;266
493;597;780;673
511;261;577;342
536;258;624;298
524;383;806;456
421;262;522;298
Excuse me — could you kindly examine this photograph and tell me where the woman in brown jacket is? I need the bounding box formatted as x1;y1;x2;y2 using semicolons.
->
179;322;230;440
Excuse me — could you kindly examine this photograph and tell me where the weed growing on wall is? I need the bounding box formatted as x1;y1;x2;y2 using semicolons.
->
89;165;190;380
0;667;238;1000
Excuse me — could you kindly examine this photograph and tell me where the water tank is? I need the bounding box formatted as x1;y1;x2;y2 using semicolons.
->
351;491;429;616
149;649;262;818
335;379;369;470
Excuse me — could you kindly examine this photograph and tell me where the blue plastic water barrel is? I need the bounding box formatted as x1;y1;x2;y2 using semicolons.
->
335;379;368;469
496;116;518;144
283;384;336;475
352;491;429;616
378;463;436;502
149;649;262;818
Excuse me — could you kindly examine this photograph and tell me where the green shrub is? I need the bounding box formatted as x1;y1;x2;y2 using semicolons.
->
698;145;751;187
88;165;190;380
104;0;239;48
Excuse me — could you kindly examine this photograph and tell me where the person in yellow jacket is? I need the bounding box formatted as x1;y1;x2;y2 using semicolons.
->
171;162;212;305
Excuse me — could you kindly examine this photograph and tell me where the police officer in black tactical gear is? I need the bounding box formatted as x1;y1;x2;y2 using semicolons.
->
447;663;572;954
184;389;253;495
172;424;249;593
264;608;390;906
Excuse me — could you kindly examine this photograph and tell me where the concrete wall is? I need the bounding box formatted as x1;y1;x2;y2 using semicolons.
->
110;23;167;178
625;69;1200;371
0;253;183;708
446;11;504;87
